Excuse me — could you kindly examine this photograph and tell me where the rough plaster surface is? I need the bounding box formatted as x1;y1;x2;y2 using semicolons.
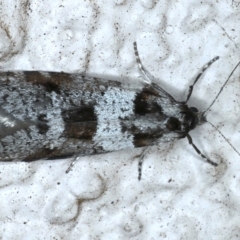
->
0;0;240;239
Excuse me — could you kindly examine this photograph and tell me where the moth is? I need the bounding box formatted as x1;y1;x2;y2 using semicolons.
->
0;42;239;180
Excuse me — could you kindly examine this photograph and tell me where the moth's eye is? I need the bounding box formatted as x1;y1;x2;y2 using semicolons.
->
189;107;198;113
183;112;198;130
179;111;196;131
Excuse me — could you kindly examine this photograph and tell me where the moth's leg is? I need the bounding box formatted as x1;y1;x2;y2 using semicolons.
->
138;147;149;181
133;42;178;102
185;56;219;103
65;156;80;173
186;134;218;166
133;42;154;85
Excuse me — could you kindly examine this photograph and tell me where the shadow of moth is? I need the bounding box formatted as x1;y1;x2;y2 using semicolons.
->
0;42;239;180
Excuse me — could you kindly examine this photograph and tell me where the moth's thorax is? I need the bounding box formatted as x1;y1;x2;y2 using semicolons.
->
165;105;199;134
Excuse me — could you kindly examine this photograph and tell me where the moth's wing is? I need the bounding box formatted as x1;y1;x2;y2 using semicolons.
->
0;71;156;161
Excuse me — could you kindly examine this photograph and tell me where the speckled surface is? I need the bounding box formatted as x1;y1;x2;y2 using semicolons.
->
0;1;240;239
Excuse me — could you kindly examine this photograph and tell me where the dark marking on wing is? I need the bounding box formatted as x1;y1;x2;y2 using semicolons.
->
64;122;97;139
22;148;74;162
134;88;162;115
23;71;76;93
133;133;162;147
62;106;97;122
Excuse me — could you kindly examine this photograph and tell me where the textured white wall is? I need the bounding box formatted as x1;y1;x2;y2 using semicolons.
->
0;0;240;239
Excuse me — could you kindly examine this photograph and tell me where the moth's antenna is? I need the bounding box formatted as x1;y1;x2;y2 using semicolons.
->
202;60;240;158
203;61;240;114
206;120;240;156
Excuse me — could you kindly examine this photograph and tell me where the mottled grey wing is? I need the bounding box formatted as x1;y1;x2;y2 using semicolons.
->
0;71;174;161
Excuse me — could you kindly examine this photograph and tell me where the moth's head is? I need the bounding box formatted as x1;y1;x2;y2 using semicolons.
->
176;107;207;133
189;107;207;126
178;107;200;132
